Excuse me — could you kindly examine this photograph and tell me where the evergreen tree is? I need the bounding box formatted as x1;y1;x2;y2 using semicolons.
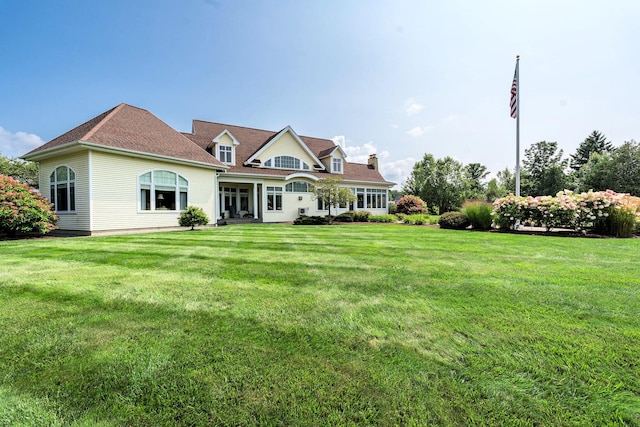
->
570;130;614;171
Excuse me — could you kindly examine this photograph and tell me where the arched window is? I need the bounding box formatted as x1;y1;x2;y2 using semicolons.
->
139;170;188;211
264;155;310;171
49;165;76;212
285;181;312;192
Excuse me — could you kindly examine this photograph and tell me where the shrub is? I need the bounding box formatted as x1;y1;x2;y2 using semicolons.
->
178;206;209;230
396;195;427;215
608;206;637;238
0;174;57;237
388;203;397;215
462;200;493;230
293;215;328;225
438;211;470;230
352;211;371;222
369;214;396;223
334;212;354;222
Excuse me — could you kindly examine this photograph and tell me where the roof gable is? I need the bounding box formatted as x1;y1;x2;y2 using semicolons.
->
24;104;225;168
185;119;392;185
318;145;347;159
210;129;240;149
246;126;325;170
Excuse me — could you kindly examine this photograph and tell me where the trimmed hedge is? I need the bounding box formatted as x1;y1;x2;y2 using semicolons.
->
293;215;329;225
438;211;470;230
333;212;354;222
369;214;396;223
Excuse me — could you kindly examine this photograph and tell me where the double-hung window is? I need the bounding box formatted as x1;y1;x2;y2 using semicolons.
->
332;158;342;173
266;186;283;211
50;165;76;212
139;170;188;211
219;146;232;163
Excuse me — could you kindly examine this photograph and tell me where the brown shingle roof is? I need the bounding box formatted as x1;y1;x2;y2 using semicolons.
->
24;104;225;168
185;120;391;184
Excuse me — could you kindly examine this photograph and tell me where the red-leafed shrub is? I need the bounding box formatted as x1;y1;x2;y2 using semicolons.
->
396;195;427;215
0;174;57;237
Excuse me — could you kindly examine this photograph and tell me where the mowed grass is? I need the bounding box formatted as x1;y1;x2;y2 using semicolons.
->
1;224;639;426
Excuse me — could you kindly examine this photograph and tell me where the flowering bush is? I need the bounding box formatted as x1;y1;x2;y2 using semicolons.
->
491;194;528;229
492;190;639;236
0;174;57;237
396;195;427;215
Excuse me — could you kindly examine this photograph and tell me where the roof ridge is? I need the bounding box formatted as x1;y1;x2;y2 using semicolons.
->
82;103;126;141
192;119;279;135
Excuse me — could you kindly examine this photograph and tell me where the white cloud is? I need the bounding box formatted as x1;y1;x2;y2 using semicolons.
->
0;127;44;158
405;126;434;137
332;134;415;189
332;135;379;163
404;98;425;116
404;98;424;116
380;157;416;189
406;103;424;116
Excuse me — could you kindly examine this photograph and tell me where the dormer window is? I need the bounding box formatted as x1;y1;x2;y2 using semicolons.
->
218;146;233;164
264;155;310;171
332;158;343;173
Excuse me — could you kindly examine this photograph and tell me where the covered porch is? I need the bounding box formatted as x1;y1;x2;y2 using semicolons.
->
218;181;262;222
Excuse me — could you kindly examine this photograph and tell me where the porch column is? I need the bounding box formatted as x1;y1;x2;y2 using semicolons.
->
220;186;226;219
215;177;220;221
253;182;258;219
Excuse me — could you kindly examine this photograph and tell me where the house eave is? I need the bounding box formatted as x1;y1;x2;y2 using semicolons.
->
23;141;228;170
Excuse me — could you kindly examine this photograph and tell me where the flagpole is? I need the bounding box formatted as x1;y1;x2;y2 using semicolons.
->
514;55;520;197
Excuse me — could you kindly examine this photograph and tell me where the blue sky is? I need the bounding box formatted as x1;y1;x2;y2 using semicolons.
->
1;0;638;188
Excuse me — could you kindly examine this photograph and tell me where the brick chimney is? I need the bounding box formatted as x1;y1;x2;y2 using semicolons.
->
368;153;378;170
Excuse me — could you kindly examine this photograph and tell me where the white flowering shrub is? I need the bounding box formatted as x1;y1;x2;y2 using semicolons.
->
492;190;639;235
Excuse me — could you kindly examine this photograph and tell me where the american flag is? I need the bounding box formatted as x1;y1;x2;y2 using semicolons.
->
510;62;518;119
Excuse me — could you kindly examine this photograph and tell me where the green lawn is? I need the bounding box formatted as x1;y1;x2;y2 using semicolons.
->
1;224;639;426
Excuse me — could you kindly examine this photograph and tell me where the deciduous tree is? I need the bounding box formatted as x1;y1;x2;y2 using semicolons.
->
311;178;356;224
0;154;38;188
402;154;468;213
522;141;568;196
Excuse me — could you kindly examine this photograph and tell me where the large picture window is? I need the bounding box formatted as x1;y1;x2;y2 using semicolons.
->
139;170;188;211
266;186;283;211
49;165;76;212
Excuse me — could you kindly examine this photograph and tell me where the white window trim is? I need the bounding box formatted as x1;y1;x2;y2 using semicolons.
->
218;145;234;165
264;155;310;171
265;186;284;212
49;164;76;213
332;158;343;174
138;170;189;213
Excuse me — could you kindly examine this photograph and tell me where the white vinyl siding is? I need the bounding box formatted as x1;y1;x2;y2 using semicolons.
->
38;152;91;231
89;151;216;232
